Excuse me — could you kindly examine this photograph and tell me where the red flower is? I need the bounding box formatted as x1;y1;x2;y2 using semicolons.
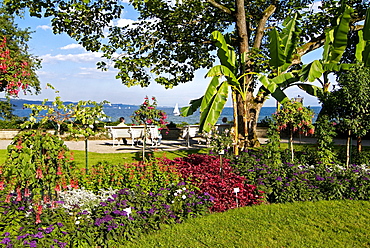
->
35;214;41;224
36;168;43;179
16;187;22;201
55;184;61;192
24;188;31;197
0;182;4;190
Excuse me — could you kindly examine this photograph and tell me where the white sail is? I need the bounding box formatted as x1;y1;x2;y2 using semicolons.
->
173;103;180;116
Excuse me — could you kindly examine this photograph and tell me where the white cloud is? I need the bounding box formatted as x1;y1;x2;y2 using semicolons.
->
77;66;117;77
40;52;104;63
60;44;84;50
116;18;137;28
37;25;52;30
307;1;322;13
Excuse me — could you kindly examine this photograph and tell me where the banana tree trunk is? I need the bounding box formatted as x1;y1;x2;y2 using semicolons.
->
233;91;263;151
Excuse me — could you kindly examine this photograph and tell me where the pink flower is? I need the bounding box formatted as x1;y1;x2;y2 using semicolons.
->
16;187;21;201
36;168;43;179
24;188;31;197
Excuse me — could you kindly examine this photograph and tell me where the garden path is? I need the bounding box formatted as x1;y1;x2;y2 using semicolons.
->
0;138;369;153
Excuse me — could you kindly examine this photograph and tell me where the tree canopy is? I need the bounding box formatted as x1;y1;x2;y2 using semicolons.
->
4;0;368;88
4;0;370;149
0;6;40;96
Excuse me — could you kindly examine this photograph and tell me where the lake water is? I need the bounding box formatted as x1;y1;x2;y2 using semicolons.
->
13;105;321;125
8;98;321;124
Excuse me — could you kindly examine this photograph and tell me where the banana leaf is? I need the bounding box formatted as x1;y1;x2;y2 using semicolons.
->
180;97;203;117
199;81;229;133
267;29;286;68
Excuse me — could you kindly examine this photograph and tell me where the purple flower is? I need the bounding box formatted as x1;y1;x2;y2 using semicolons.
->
315;175;325;181
276;176;282;181
0;237;11;244
44;226;54;234
33;232;44;239
2;232;10;237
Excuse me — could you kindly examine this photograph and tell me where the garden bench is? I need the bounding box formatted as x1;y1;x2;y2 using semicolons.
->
182;125;202;147
105;126;145;147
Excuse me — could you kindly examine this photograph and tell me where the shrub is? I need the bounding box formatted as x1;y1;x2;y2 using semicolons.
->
77;158;181;193
0;183;213;247
0;130;77;205
229;148;370;203
160;154;264;212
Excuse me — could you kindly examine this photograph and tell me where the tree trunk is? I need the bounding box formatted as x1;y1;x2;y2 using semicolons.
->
357;136;362;153
234;90;264;150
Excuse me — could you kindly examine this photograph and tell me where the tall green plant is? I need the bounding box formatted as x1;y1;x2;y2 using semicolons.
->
273;101;315;162
22;86;109;173
131;96;168;160
0;130;77;223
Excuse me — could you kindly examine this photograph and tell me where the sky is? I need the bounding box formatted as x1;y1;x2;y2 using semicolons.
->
1;1;323;108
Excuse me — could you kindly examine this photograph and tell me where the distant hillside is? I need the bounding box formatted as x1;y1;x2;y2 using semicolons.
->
0;98;138;110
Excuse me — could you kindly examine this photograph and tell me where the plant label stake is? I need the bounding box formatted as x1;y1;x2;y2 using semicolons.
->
219;150;224;178
233;187;240;207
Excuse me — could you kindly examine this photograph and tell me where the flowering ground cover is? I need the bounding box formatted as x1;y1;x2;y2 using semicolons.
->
0;136;369;247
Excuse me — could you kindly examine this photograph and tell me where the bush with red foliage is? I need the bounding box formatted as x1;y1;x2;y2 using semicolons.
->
160;154;264;212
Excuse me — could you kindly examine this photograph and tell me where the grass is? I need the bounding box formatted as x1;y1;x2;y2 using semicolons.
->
0;148;210;168
122;200;370;248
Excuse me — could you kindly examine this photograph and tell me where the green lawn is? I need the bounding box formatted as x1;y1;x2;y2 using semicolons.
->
123;200;370;247
0;148;210;168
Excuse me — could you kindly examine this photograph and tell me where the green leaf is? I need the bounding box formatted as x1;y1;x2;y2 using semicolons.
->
206;65;238;84
356;30;365;62
329;6;354;63
300;60;324;82
199;82;229;133
210;31;236;70
180;97;203;117
259;75;277;93
297;84;324;97
201;76;220;112
267;29;286;68
322;29;333;63
323;63;354;72
271;88;289;104
270;72;299;88
281;12;299;63
363;41;370;67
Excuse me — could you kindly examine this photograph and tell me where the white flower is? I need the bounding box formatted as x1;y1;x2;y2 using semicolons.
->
182;195;186;199
174;193;178;196
124;207;132;217
182;187;186;191
75;221;80;225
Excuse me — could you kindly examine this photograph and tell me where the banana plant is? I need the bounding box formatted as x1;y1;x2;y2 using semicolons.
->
182;13;302;134
181;31;248;133
258;12;301;104
296;6;370;99
263;5;370;102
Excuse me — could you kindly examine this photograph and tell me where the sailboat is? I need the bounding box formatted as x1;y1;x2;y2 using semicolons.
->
173;103;180;116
